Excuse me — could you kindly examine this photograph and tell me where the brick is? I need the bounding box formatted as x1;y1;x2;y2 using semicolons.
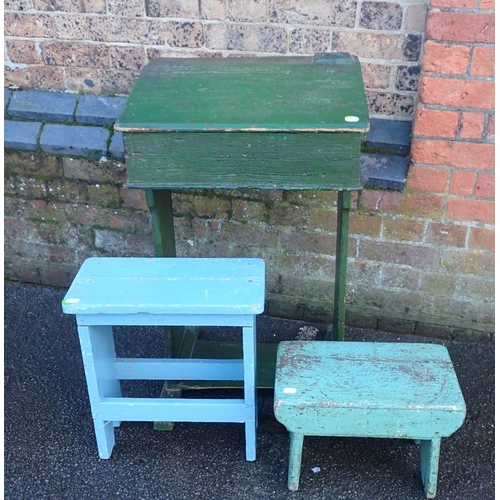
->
359;240;440;268
460;112;485;140
475;173;494;199
109;132;125;159
62;157;124;183
231;199;267;223
64;68;140;95
201;0;225;20
360;154;408;191
166;22;204;48
449;171;475;196
457;276;494;302
5;0;34;10
4;66;66;91
427;222;467;247
226;0;268;21
486;114;494;140
146;0;199;17
289;28;331;54
53;15;90;40
6;40;41;64
75;95;126;126
360;2;402;30
41;42;109;68
4;121;41;151
441;249;494;276
88;17;164;44
40;124;109;158
193;196;230;218
349;213;382;237
270;0;357;27
420;75;494;109
378;318;416;335
366;91;414;118
411;139;494;170
469;227;494;252
413;107;459;138
379;264;420;290
5;260;40;284
383;217;425;242
395;65;420;92
4;13;53;37
87;184;121;207
421;271;457;295
470;46;495;77
34;0;105;11
46;178;87;203
120;186;149;211
109;46;146;71
307;207;337;232
5;151;62;177
430;0;475;7
427;12;495;44
480;0;494;8
335;32;422;61
281;229;335;256
406;166;448;193
205;23;287;53
446;198;494;224
107;0;143;16
360;63;391;89
404;4;427;31
9;90;77;122
422;42;469;75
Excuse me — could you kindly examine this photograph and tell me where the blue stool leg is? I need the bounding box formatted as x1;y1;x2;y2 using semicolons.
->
78;325;122;459
421;437;441;499
242;319;257;461
288;432;304;491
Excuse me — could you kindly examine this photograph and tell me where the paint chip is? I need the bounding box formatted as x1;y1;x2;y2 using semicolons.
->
283;387;296;394
63;298;80;304
345;115;360;122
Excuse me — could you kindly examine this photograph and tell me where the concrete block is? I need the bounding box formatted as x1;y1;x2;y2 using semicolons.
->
40;124;109;158
5;88;12;117
76;95;127;126
360;153;408;191
5;120;42;151
109;131;125;159
365;118;412;155
8;90;77;122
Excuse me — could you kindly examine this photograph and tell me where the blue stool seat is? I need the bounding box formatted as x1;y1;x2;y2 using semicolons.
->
63;257;265;461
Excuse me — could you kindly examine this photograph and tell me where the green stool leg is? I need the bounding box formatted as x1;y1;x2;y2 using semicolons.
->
287;433;305;491
420;437;441;499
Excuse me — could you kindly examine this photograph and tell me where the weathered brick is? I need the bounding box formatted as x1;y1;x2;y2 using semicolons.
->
378;318;416;335
39;267;77;287
64;68;140;95
166;22;204;48
205;23;287;53
380;263;421;291
120;187;149;211
427;11;495;44
470;46;495;77
360;2;402;30
421;271;457;295
406;166;448;193
449;171;475;196
469;227;494;252
87;184;121;207
281;229;335;256
226;0;269;21
456;276;494;302
359;240;440;268
347;260;381;285
413;107;459;138
270;0;357;27
404;4;427;31
446;198;494;224
193;196;230;218
200;0;225;20
53;14;90;40
486;114;494;141
366;91;414;118
4;66;66;91
289;28;330;54
422;42;469;75
62;157;124;183
6;40;41;64
8;177;49;199
231;199;267;223
278;275;334;304
268;203;308;227
307;207;337;232
5;0;34;10
361;63;391;89
107;0;143;16
41;42;109;68
383;217;425;242
109;46;146;71
5;13;53;37
395;65;420;91
46;179;87;203
33;0;105;11
5;152;63;177
420;75;494;109
411;139;494;170
88;17;164;44
426;222;467;247
441;249;494;276
5;260;40;284
475;173;494;199
460;112;485;140
146;0;199;17
349;213;382;237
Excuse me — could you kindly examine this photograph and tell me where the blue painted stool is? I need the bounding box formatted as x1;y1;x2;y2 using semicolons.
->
274;341;466;498
62;257;265;461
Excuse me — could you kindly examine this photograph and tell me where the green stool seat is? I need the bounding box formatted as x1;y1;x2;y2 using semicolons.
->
274;341;466;498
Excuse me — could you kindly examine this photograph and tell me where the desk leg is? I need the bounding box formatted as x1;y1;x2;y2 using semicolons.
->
328;190;351;341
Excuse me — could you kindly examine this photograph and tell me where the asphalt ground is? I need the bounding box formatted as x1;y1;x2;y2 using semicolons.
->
4;281;495;500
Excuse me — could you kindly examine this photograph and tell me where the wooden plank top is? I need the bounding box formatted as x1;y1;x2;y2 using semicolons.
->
115;53;369;133
275;341;466;413
62;258;265;316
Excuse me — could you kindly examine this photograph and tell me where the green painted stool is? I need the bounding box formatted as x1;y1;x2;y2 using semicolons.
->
274;341;466;498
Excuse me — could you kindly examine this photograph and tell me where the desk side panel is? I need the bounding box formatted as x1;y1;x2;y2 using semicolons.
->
123;132;362;190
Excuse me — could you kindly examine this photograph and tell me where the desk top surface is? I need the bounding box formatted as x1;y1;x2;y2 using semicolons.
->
115;53;369;133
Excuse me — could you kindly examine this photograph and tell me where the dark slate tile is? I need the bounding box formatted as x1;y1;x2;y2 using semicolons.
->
4;120;42;151
360;153;408;191
8;90;77;122
365;118;412;155
109;131;125;159
76;95;127;126
40;124;109;158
